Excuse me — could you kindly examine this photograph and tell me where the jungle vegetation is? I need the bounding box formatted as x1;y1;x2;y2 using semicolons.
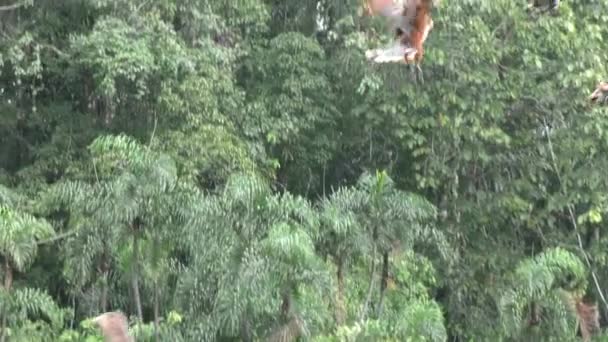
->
1;0;608;341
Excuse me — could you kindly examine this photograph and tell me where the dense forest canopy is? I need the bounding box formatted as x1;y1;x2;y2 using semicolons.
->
1;0;608;341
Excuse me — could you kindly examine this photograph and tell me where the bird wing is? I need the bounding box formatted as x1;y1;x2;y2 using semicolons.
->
365;41;417;63
367;0;405;17
367;0;418;35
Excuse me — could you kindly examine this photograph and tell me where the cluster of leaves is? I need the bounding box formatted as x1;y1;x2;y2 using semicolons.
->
1;0;608;341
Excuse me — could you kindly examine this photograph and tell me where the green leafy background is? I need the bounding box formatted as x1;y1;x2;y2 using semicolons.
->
0;0;607;340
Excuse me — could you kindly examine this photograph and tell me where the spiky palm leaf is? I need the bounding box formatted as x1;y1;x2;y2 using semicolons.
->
499;247;597;340
0;185;25;208
319;186;370;258
318;171;449;335
1;287;67;341
40;135;184;320
391;299;447;342
0;205;54;273
350;171;448;257
176;172;329;340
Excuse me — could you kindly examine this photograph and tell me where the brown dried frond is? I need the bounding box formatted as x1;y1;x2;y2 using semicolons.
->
575;300;600;342
564;295;600;342
92;311;133;342
267;315;306;342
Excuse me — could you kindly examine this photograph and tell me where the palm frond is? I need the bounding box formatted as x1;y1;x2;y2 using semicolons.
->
393;299;447;342
89;134;151;171
0;184;25;208
499;247;589;339
3;287;66;328
0;205;54;272
262;222;318;268
222;172;271;208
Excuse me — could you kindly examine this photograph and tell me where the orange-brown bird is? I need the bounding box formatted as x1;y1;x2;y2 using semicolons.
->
364;0;439;66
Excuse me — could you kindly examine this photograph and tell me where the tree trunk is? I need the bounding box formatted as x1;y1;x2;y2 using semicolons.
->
334;257;346;325
100;250;109;312
529;301;540;326
239;311;253;342
103;94;114;126
132;233;143;321
153;282;160;341
359;243;377;322
100;273;108;312
268;290;302;342
376;251;389;317
281;287;292;318
0;311;5;342
3;258;11;291
0;258;12;342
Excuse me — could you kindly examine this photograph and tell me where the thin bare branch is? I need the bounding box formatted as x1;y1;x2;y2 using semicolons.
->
37;231;77;245
543;116;608;315
0;2;23;11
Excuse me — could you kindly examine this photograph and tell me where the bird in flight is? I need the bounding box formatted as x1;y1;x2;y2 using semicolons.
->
363;0;439;67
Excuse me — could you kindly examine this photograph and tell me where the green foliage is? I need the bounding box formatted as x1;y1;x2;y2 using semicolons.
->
500;248;589;340
1;287;67;336
0;201;53;273
2;0;608;341
240;31;339;192
174;172;331;340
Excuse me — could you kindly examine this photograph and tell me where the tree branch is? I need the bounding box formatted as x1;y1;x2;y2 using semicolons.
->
37;231;77;245
358;243;377;322
543;116;608;315
0;2;23;11
40;44;69;58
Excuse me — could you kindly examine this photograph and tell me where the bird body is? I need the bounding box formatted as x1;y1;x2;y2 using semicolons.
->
364;0;438;65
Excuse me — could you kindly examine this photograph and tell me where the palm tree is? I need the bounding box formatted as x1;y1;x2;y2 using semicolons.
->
342;171;445;321
500;247;600;341
319;185;369;325
176;173;330;341
0;186;59;342
44;134;183;334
